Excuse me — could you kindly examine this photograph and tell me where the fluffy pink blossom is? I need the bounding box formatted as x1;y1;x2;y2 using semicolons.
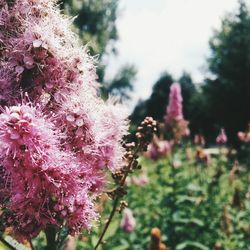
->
0;104;95;238
0;0;128;240
216;128;227;144
132;172;149;186
147;137;171;160
164;83;189;142
120;208;136;233
165;83;183;123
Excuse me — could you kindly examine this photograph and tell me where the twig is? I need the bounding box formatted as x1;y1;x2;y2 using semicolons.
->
45;226;58;250
93;149;139;250
93;198;119;250
93;117;156;250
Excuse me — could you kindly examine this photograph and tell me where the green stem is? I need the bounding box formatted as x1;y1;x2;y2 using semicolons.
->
93;146;140;250
93;198;119;250
45;226;58;250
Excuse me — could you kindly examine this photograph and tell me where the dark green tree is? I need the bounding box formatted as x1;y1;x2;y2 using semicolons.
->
130;72;173;126
204;0;250;144
104;64;137;100
178;72;197;121
147;72;174;121
131;72;197;127
60;0;118;58
60;0;136;100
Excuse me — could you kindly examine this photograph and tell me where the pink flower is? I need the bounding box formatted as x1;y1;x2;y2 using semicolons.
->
132;172;149;186
164;83;183;123
120;208;136;233
194;134;205;145
164;83;189;143
0;104;95;238
0;0;128;239
216;128;227;144
147;137;171;160
238;131;250;143
158;140;171;156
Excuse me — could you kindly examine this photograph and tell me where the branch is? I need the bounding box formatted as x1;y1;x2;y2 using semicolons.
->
93;117;156;250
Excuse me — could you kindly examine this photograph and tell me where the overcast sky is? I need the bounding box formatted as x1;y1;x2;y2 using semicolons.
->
106;0;250;107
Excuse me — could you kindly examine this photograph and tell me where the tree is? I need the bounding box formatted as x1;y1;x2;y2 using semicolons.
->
131;72;197;127
204;0;250;144
147;72;174;121
130;72;174;126
60;0;118;58
60;0;136;100
178;72;197;121
104;64;137;100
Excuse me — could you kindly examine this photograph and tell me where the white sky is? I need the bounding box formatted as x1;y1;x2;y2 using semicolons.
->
106;0;250;108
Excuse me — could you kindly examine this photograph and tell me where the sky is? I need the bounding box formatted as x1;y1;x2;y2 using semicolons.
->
106;0;250;108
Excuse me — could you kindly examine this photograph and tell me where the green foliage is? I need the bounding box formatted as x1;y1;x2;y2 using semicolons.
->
200;0;250;144
60;0;118;58
70;144;250;250
60;0;136;100
4;144;249;250
131;72;197;127
178;72;196;121
102;64;137;100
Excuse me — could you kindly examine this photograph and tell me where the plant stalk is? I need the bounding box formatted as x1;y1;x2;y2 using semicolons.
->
45;226;58;250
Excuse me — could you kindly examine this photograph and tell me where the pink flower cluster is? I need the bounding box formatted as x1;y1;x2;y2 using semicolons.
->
238;124;250;143
0;0;128;239
131;172;149;186
147;136;171;160
164;83;189;142
216;128;227;144
120;208;136;233
165;83;183;123
238;131;250;143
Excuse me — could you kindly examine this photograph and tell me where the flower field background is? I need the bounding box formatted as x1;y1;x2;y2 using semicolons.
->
1;142;250;249
1;0;250;250
71;144;250;250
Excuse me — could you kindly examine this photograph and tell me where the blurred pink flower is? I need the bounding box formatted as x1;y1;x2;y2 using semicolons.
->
238;131;250;143
120;208;136;233
147;138;171;160
216;128;227;144
194;134;205;146
164;83;189;143
132;172;149;186
164;83;183;123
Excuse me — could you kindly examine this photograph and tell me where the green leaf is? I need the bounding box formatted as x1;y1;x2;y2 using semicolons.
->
176;195;198;204
189;218;204;227
187;183;203;192
110;244;129;250
103;219;119;240
176;241;209;250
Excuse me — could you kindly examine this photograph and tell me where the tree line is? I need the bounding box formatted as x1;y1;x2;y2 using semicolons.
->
61;0;250;146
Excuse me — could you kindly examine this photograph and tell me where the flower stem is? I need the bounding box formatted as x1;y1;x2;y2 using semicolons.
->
45;226;58;250
93;117;156;250
93;198;119;250
94;145;141;250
